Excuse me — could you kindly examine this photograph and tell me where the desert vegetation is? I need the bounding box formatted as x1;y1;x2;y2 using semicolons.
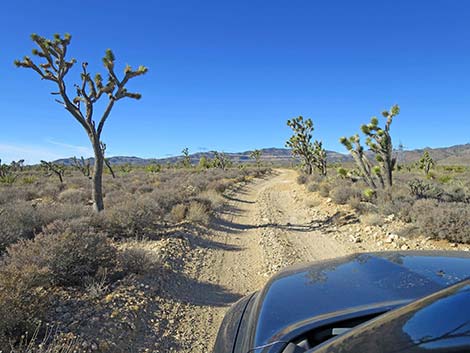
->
292;105;470;245
0;161;270;351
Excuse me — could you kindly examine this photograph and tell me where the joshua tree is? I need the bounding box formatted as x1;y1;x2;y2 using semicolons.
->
312;140;327;176
250;149;262;168
212;151;230;170
418;151;434;176
361;104;400;188
198;156;210;169
15;33;147;212
0;160;18;184
72;156;91;179
339;134;377;189
181;148;191;168
286;116;327;175
40;160;65;183
341;105;399;189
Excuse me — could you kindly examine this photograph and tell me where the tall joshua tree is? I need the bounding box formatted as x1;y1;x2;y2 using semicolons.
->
340;104;399;190
361;104;400;188
15;33;147;212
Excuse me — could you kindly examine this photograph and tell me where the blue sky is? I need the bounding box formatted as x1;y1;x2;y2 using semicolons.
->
1;0;470;163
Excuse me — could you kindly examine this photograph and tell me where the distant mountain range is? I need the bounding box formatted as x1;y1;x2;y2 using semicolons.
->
54;143;470;166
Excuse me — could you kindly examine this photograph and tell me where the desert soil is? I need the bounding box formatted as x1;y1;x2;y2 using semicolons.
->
152;168;469;352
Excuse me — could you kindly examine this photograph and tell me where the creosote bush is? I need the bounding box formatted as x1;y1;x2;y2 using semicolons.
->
410;200;470;243
5;231;117;286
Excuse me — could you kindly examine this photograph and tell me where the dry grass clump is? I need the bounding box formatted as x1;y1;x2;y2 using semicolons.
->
186;201;211;225
169;204;187;223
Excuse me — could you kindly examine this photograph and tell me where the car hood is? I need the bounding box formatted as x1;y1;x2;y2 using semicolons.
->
246;251;470;349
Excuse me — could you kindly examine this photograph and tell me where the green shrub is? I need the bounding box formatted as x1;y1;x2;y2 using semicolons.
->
438;175;453;184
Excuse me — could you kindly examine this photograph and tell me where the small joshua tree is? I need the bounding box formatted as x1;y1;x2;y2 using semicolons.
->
286;116;327;175
40;160;65;183
418;151;434;176
339;134;377;189
15;33;147;212
250;149;262;168
212;151;230;170
181;148;191;168
72;156;91;179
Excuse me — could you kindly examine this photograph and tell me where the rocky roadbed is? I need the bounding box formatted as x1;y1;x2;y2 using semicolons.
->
48;169;469;352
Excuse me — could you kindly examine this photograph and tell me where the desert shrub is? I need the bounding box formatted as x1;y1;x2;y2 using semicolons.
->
57;188;89;204
169;204;187;223
438;175;453;184
307;182;318;192
119;248;156;275
0;201;43;252
318;182;331;197
360;213;384;226
375;190;415;222
186;201;211;225
5;231;117;286
441;186;467;203
104;196;164;238
347;194;362;211
330;185;361;205
207;179;228;193
0;263;50;350
9;326;81;353
198;189;225;210
0;202;94;251
410;200;470;243
297;174;309;185
37;183;64;201
21;176;37;185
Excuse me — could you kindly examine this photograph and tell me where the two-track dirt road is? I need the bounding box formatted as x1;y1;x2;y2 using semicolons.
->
163;169;355;352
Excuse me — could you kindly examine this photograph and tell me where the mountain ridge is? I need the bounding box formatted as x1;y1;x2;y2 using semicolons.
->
54;143;470;166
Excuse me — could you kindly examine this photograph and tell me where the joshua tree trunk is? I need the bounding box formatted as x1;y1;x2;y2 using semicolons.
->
92;140;105;212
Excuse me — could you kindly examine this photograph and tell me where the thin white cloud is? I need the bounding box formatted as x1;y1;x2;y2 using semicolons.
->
0;140;92;165
45;139;93;156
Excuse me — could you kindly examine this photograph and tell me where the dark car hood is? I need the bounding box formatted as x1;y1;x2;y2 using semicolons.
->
247;251;470;349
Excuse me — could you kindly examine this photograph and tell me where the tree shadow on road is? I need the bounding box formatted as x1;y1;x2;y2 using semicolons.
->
210;211;359;235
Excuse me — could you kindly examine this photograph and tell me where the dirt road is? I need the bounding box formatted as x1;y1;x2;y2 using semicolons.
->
163;169;356;352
